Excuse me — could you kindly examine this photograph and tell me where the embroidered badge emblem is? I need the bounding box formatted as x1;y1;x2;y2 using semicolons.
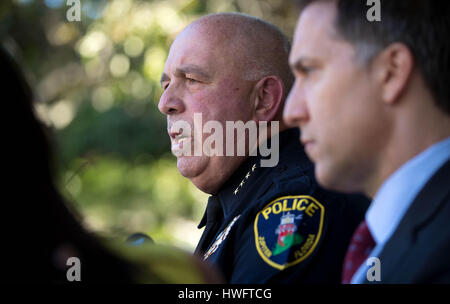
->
254;195;325;270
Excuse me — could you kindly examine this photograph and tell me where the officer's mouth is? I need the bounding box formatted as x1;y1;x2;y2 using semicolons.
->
172;136;190;150
169;131;191;154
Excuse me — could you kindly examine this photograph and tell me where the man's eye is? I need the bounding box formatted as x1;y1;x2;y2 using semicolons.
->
300;66;314;75
186;77;200;85
161;82;169;90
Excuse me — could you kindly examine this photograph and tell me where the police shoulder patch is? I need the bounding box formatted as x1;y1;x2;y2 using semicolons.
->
254;195;325;270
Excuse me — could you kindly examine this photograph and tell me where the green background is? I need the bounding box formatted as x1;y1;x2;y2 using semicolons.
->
1;0;298;251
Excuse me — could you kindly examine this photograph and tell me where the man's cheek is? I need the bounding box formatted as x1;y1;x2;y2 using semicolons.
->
190;88;217;106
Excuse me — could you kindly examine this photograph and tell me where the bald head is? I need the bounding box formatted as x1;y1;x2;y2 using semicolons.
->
159;13;293;193
183;13;294;93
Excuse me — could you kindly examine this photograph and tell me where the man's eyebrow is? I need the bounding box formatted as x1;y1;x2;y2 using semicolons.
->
160;73;170;87
160;64;212;87
175;64;212;79
290;56;318;73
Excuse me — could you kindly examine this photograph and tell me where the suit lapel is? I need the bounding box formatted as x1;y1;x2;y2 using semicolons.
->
367;159;450;283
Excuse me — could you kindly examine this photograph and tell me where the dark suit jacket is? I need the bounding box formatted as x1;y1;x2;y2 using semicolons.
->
365;159;450;283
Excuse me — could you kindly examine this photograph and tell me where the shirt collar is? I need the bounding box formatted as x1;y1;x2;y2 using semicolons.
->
216;128;301;218
367;136;450;245
197;128;300;227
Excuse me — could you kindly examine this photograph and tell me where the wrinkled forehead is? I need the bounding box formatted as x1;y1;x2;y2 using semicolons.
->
165;25;235;74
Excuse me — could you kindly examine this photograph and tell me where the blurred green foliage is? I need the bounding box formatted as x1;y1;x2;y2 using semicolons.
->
1;0;298;250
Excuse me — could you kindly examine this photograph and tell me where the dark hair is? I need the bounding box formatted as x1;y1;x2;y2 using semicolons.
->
297;0;450;115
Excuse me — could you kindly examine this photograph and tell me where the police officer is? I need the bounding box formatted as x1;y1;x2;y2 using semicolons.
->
158;12;369;283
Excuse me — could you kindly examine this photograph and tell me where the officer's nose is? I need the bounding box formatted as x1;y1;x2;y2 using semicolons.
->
158;85;185;115
283;79;309;128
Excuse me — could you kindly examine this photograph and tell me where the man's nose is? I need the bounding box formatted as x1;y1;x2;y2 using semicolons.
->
283;80;309;128
158;85;185;115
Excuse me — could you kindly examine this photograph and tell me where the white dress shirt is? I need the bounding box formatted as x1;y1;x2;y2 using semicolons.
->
352;136;450;283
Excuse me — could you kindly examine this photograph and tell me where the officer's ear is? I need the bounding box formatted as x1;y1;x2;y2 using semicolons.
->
252;75;284;122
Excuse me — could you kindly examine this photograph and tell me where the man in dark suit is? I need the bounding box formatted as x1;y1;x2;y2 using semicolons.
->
283;0;450;283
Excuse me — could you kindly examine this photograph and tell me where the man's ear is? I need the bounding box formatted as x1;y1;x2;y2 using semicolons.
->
252;75;284;122
373;42;414;105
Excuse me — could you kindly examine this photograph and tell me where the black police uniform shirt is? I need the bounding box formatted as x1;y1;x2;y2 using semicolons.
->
194;128;370;283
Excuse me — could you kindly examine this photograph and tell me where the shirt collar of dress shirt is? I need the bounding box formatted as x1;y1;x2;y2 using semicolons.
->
366;136;450;246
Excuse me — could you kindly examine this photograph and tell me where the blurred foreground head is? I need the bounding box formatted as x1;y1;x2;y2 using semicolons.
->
3;47;220;283
158;13;294;194
284;0;450;197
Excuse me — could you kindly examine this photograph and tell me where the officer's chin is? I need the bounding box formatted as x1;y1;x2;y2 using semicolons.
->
178;156;225;194
176;154;209;177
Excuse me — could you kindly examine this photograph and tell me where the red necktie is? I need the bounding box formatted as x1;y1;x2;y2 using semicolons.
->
341;220;375;284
